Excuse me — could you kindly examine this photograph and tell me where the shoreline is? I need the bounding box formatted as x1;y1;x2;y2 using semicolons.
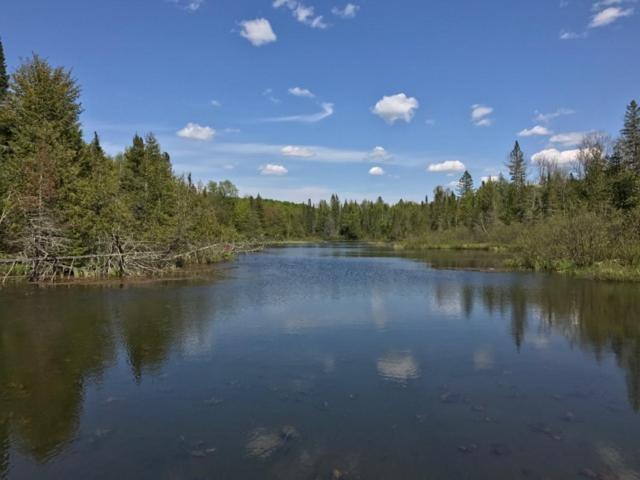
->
2;241;639;286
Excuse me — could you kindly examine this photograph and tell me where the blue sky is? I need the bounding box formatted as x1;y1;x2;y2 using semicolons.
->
2;0;639;202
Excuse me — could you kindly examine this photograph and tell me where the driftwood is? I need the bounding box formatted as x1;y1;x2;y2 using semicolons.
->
0;239;263;285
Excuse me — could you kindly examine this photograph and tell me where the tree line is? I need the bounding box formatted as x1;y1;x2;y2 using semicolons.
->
1;42;639;278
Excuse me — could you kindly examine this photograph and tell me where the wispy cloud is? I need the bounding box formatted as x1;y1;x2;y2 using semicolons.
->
534;108;575;123
471;104;494;127
367;146;392;162
519;125;553;137
288;87;315;98
169;0;204;12
273;0;328;29
332;3;360;18
263;88;281;104
550;131;586;147
589;5;634;27
263;102;334;123
560;30;587;40
282;145;315;157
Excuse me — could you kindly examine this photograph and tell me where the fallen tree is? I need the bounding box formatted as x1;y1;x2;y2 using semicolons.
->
0;238;263;284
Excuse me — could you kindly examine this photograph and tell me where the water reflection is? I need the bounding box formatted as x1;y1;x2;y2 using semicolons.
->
0;290;115;463
0;246;639;478
376;352;421;383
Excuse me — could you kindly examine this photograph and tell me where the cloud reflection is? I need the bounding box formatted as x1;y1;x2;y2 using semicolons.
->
377;352;420;383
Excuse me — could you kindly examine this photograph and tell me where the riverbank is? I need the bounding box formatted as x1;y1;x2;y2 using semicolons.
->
0;242;262;286
394;239;640;282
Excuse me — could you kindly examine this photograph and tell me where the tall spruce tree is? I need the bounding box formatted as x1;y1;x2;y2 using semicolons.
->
0;39;8;101
457;170;474;197
508;141;527;188
620;100;640;172
0;38;10;150
506;141;528;221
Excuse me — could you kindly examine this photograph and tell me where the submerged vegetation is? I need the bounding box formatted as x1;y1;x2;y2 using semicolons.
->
1;41;640;281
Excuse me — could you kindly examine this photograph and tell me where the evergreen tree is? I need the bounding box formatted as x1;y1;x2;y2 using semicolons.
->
507;141;527;188
457;170;474;196
1;55;84;255
620;100;640;172
507;141;528;220
0;38;8;101
0;38;11;159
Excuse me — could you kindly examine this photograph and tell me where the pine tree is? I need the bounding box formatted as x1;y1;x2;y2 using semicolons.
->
457;170;474;197
0;38;8;101
620;100;640;172
457;171;475;227
507;141;527;188
506;141;529;221
0;38;11;150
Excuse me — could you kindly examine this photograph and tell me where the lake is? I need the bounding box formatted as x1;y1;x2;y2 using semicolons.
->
1;244;639;479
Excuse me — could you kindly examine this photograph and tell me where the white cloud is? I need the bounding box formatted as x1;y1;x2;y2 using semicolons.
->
169;0;205;12
240;18;277;46
260;164;289;176
372;93;419;124
263;102;334;123
294;4;315;22
177;123;215;141
471;104;494;127
332;3;360;18
550;132;586;147
288;87;315;98
273;1;328;29
592;0;625;11
281;145;315;157
531;148;580;165
519;125;553;137
263;88;280;104
481;175;500;183
310;16;328;28
273;0;296;7
368;166;385;176
428;160;466;173
560;30;587;40
534;108;575;123
589;6;634;27
211;100;222;107
367;146;392;161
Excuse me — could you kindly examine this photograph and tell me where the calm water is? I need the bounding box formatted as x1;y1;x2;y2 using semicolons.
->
1;244;639;479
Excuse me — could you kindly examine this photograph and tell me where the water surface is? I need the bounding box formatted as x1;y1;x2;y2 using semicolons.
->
1;244;639;479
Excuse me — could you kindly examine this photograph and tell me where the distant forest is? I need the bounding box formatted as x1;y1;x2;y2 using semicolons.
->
1;41;640;279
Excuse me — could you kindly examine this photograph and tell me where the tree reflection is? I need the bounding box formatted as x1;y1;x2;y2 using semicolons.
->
0;284;217;471
115;287;215;382
0;289;115;462
474;279;640;411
